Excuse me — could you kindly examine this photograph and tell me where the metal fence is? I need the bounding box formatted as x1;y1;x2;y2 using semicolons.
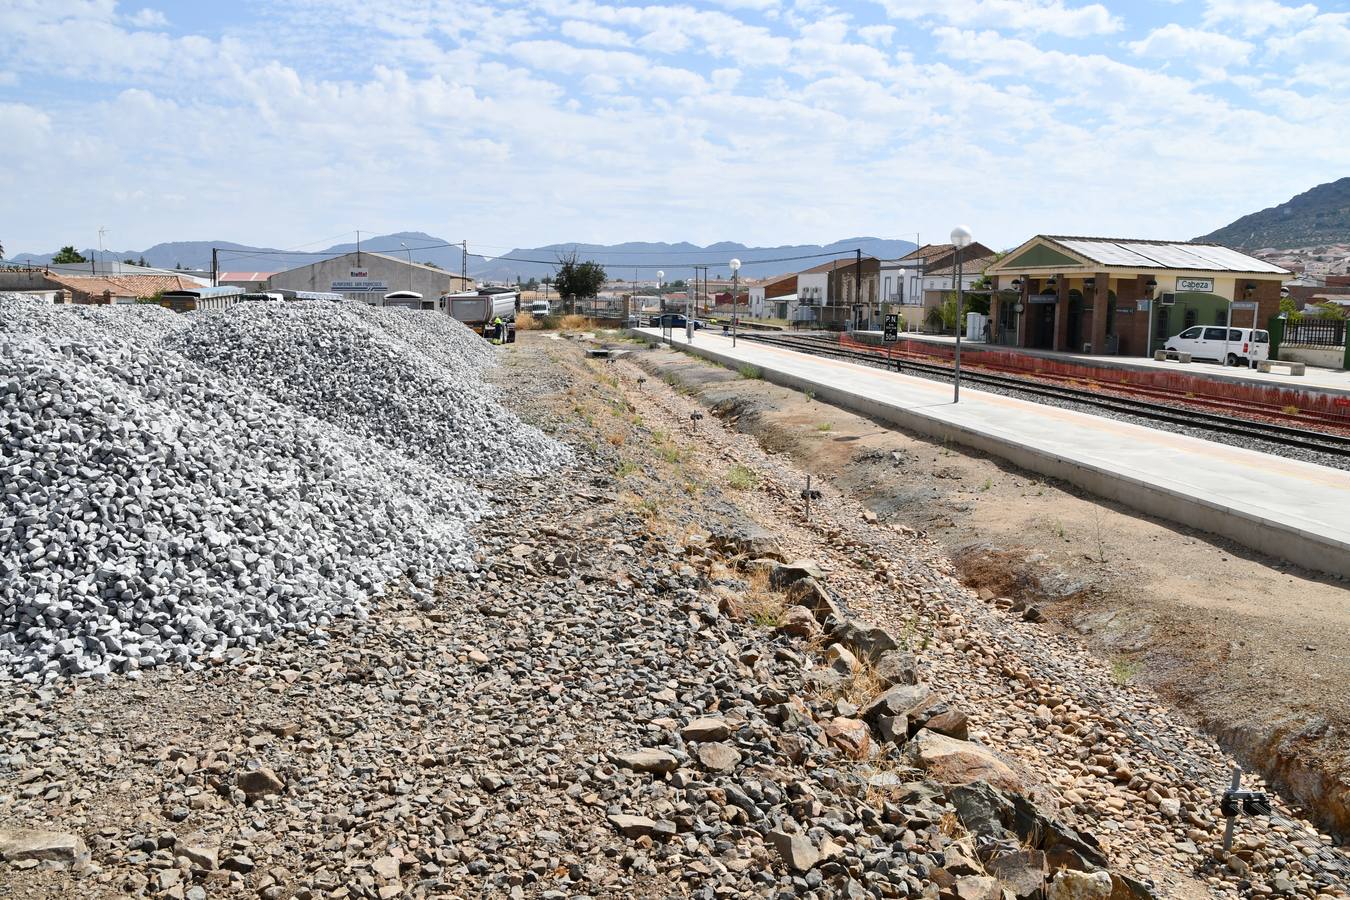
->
1285;318;1346;347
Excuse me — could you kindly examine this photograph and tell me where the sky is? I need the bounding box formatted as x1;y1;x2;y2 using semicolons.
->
3;0;1348;257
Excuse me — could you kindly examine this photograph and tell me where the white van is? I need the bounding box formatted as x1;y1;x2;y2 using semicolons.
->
1164;326;1270;366
529;300;550;316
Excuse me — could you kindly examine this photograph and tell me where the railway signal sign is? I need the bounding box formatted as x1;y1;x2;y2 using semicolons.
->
883;314;899;343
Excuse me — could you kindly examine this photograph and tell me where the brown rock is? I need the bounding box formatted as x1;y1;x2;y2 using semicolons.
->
956;876;1003;900
695;741;742;774
0;828;87;864
616;749;678;774
986;850;1047;899
608;814;660;838
825;716;871;758
826;642;861;675
910;731;1025;795
785;577;843;622
236;767;285;798
768;829;820;871
681;717;731;742
777;605;821;638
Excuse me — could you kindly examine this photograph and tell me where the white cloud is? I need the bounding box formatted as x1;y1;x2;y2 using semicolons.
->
559;20;630;46
876;0;1121;37
856;24;896;46
127;8;168;28
1201;0;1318;36
1128;23;1253;68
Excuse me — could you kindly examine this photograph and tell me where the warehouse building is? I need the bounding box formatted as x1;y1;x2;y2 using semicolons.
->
267;251;473;303
984;236;1289;356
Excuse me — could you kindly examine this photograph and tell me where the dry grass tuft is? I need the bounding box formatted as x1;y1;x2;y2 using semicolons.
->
515;311;542;330
606;431;626;447
559;314;597;331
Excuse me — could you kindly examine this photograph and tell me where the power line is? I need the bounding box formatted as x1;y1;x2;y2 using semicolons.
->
215;244;864;269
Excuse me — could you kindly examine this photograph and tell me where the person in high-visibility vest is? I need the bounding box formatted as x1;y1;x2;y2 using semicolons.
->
490;316;504;345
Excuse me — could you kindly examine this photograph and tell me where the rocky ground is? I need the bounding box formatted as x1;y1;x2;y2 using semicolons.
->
623;339;1350;844
2;333;1348;899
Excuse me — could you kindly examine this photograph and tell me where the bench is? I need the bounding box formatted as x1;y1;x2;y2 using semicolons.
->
1257;360;1306;376
1154;350;1193;363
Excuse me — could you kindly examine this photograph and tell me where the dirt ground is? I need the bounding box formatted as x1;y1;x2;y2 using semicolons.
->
630;342;1350;840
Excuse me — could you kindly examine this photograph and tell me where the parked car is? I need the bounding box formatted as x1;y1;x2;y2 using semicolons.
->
650;313;703;330
529;300;550;316
1164;326;1270;366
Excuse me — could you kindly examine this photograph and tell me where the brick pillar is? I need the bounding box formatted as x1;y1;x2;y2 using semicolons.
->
1091;272;1109;354
1053;277;1070;352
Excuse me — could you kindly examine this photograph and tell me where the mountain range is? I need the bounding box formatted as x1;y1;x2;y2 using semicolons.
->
1198;176;1350;250
6;234;917;282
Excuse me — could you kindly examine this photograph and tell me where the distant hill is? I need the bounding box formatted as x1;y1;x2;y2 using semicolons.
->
469;237;918;282
1198;177;1350;249
7;234;917;281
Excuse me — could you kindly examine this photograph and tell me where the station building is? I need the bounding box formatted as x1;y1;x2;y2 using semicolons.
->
268;251;472;303
983;236;1289;356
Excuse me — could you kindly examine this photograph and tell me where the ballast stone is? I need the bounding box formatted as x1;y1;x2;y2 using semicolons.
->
0;294;567;681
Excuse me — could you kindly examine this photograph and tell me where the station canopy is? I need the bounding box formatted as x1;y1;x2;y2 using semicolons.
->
988;235;1289;277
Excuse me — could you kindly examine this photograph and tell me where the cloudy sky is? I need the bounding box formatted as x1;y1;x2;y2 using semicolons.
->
3;0;1347;256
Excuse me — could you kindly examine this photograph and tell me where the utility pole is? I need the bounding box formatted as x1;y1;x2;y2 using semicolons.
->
856;248;863;331
461;240;468;289
97;226;108;275
356;230;361;266
212;248;218;287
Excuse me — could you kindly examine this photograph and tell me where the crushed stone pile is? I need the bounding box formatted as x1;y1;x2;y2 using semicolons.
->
0;294;563;681
65;302;191;344
165;302;563;478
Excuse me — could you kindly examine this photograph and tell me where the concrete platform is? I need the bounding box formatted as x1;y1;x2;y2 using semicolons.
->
636;328;1350;579
854;330;1350;398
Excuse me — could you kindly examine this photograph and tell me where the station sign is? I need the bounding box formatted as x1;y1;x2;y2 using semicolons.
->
883;314;898;342
1232;301;1258;311
1176;277;1215;292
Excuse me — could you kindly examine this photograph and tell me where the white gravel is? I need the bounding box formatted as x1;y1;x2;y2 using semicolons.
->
0;295;567;681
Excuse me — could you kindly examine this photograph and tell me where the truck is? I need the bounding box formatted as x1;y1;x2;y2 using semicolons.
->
445;289;518;342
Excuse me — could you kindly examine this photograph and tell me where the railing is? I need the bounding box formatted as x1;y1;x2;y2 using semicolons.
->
1285;318;1346;347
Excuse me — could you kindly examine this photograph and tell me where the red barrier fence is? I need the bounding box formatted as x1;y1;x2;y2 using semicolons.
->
835;333;1350;425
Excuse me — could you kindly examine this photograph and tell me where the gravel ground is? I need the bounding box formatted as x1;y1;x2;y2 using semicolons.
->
742;335;1350;471
2;329;1347;900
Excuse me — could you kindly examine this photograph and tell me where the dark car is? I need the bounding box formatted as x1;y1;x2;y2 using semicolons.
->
650;314;703;329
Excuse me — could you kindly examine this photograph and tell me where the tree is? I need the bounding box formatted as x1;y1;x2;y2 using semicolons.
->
524;277;539;291
553;252;607;311
137;255;147;266
1279;295;1302;323
52;245;88;264
123;258;136;265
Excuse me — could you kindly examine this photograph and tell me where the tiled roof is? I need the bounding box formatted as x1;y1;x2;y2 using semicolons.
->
800;256;876;274
45;273;206;297
923;254;1000;278
899;244;955;262
218;271;277;281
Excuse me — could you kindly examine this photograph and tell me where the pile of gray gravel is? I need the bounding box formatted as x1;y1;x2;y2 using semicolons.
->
165;302;560;478
0;294;566;681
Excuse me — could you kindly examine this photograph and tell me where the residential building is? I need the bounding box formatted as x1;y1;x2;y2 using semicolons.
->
794;257;880;329
0;268;206;304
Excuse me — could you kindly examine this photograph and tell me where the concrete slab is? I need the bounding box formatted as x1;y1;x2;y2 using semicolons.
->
635;328;1350;579
854;330;1350;398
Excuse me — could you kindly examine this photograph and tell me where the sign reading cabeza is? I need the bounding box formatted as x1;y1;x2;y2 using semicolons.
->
883;313;898;343
1176;277;1215;292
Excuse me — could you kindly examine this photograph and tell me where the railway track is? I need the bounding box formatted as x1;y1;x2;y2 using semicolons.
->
737;332;1350;459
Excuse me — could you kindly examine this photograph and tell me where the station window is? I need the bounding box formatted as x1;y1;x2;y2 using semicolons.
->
1214;309;1228;326
1183;309;1197;329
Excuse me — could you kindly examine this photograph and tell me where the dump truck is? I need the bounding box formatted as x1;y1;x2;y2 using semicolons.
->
446;289;518;342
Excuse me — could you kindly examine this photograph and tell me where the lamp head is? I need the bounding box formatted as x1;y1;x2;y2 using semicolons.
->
729;258;741;273
950;225;973;249
656;270;664;281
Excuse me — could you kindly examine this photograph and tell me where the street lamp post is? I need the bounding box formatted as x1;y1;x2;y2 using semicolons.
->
400;241;414;299
657;269;666;344
950;225;973;403
730;258;742;347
